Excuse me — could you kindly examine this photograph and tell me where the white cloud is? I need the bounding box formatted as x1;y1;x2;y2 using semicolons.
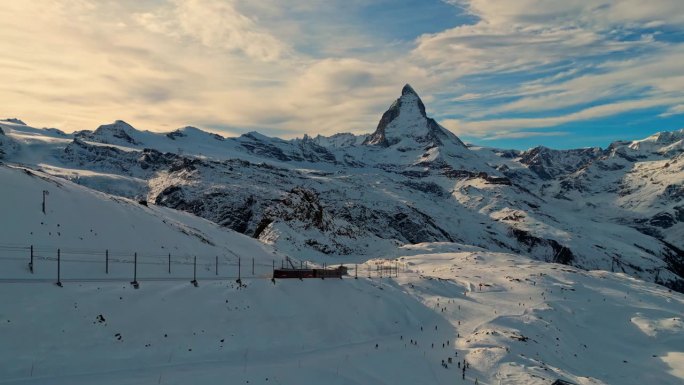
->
134;0;290;62
660;104;684;117
443;96;681;134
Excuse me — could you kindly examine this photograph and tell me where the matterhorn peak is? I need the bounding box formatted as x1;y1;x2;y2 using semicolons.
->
363;84;463;149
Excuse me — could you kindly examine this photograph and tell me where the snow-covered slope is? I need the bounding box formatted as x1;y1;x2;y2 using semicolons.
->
0;164;280;278
1;243;682;384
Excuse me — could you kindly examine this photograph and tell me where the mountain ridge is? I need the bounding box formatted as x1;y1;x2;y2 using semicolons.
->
1;86;683;292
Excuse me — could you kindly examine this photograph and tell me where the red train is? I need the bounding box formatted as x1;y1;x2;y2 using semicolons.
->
273;266;347;279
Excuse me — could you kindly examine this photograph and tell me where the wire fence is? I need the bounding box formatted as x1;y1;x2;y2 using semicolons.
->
0;243;406;287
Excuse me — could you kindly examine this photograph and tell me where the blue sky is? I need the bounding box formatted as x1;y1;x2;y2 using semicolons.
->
2;1;684;150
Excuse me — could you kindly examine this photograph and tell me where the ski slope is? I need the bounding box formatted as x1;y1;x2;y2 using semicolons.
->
1;242;682;384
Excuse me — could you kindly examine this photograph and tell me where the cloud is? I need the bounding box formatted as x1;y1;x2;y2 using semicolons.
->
134;0;290;62
660;104;684;117
416;1;684;137
478;131;569;140
443;96;681;134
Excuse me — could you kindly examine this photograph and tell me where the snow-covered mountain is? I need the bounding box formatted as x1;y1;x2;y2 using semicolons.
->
2;86;684;384
1;85;683;292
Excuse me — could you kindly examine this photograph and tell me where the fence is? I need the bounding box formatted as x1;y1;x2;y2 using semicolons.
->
0;243;406;288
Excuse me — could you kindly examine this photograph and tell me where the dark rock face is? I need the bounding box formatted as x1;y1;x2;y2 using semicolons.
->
649;212;677;229
510;229;574;265
519;146;601;180
62;139;175;176
662;184;684;200
237;133;338;163
262;187;329;231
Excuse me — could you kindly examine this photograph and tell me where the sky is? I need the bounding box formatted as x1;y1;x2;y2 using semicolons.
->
1;0;684;150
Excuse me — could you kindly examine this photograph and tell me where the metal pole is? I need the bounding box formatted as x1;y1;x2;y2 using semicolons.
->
237;257;242;285
252;258;255;276
168;253;171;274
42;190;48;215
131;252;139;288
56;249;62;287
29;245;33;274
355;264;358;279
191;256;198;287
105;249;109;274
215;256;218;276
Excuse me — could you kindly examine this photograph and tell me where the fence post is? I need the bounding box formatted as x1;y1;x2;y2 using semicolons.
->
29;245;33;274
131;252;139;289
168;253;171;274
215;256;218;276
105;249;109;274
56;249;62;287
252;258;255;276
355;264;358;279
236;257;242;285
191;256;198;287
368;264;371;278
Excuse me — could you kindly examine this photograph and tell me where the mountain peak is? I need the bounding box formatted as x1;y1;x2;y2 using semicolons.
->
1;118;26;125
86;120;141;145
401;84;418;96
363;84;464;150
